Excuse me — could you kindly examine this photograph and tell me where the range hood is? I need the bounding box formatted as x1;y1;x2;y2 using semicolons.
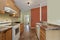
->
4;7;17;14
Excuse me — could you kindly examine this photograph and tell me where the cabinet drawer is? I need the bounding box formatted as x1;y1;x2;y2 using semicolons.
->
0;33;2;40
20;23;24;34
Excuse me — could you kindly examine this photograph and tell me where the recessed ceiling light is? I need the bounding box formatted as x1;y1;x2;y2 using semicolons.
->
27;2;30;6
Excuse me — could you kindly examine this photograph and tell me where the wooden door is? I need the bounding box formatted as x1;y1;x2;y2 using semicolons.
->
31;7;40;27
6;28;12;40
42;6;47;21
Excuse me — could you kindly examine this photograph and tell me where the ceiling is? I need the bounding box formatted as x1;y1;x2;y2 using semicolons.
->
14;0;47;11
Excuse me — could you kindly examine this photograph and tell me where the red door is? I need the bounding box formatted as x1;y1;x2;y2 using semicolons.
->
42;6;47;21
31;7;40;27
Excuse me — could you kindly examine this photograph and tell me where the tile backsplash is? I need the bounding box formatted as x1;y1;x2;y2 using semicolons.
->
0;12;20;23
0;13;12;23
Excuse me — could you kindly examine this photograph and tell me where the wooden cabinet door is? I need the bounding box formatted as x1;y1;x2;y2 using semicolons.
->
40;27;46;40
0;28;12;40
0;32;6;40
0;32;2;40
20;23;24;34
0;0;6;10
42;6;47;21
5;29;12;40
6;0;20;17
2;32;6;40
31;7;40;27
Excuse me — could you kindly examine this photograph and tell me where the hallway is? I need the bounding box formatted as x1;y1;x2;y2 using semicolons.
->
20;29;39;40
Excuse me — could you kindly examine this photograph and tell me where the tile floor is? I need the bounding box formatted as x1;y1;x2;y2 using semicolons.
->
20;29;39;40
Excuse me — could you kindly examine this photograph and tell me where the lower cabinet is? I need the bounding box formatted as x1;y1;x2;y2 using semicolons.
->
0;32;2;40
20;23;24;34
40;26;60;40
0;28;12;40
40;27;46;40
5;28;12;40
46;30;60;40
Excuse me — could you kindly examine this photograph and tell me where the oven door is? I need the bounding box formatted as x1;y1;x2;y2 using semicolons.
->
15;27;19;35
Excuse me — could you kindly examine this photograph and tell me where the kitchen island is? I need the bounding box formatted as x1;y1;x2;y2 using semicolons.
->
40;22;60;40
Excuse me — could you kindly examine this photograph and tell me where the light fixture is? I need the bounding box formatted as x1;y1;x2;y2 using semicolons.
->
13;14;16;17
7;3;9;5
27;2;30;6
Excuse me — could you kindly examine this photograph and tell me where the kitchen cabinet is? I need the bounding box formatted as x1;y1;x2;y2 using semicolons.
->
6;0;20;17
31;7;40;27
0;0;20;17
40;27;46;40
5;28;12;40
0;32;2;40
6;0;18;11
40;24;60;40
20;23;24;34
0;28;12;40
0;0;6;13
0;0;6;10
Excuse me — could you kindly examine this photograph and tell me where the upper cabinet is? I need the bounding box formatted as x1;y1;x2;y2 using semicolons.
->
6;0;20;17
0;0;6;10
0;0;6;13
6;0;19;12
0;0;20;17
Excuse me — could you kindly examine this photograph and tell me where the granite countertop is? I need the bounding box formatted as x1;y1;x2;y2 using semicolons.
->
0;26;12;32
40;22;60;30
46;23;60;30
0;22;20;32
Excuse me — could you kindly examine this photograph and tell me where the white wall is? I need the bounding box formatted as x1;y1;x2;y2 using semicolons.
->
47;0;60;25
